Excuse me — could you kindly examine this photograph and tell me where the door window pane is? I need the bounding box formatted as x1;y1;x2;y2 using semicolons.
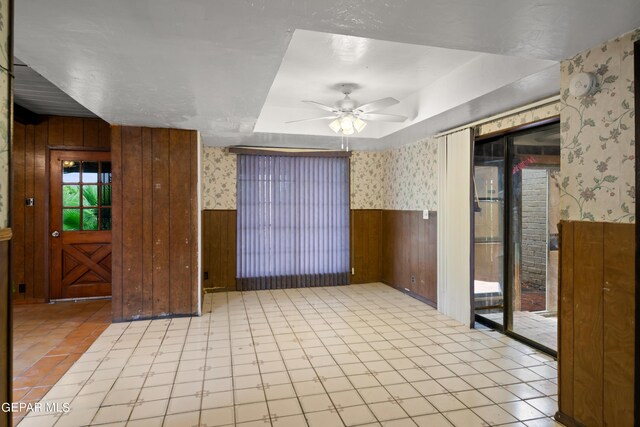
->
82;185;99;207
100;208;112;230
101;185;112;206
83;209;99;231
63;209;81;231
63;185;81;207
101;162;112;183
62;161;80;183
82;162;99;183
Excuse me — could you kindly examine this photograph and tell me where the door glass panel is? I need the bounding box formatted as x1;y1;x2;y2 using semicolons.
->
82;161;99;183
62;185;81;207
101;185;112;206
101;162;112;183
63;209;81;231
508;124;560;352
82;209;99;230
473;139;505;326
62;161;80;183
82;185;99;207
101;208;112;230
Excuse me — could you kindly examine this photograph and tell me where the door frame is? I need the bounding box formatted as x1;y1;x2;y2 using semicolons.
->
45;146;110;302
633;37;639;427
471;118;561;357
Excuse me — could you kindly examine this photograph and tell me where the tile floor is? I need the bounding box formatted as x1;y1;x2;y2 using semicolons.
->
482;312;557;352
17;283;562;426
12;299;112;426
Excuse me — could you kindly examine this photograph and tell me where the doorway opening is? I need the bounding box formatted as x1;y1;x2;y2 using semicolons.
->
473;120;560;355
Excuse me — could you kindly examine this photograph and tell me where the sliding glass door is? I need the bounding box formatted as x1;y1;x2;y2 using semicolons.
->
473;121;560;354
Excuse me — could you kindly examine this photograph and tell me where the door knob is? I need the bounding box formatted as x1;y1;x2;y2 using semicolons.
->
51;230;60;237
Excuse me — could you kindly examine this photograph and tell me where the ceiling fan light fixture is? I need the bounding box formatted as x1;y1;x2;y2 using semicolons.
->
353;117;367;133
342;126;354;135
329;119;342;133
340;116;354;131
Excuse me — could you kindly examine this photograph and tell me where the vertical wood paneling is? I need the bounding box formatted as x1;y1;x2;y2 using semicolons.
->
559;222;575;418
141;128;154;317
110;126;123;321
121;127;143;320
190;133;199;313
62;117;83;146
202;210;237;291
24;125;35;299
111;126;198;321
350;210;381;284
378;210;437;306
12;123;25;301
152;129;171;314
169;130;192;314
33;122;47;300
602;223;635;427
573;222;604;426
12;116;111;303
558;221;635;427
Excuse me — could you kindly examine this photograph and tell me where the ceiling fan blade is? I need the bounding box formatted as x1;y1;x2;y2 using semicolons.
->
355;97;399;113
359;113;407;122
302;100;338;113
286;115;336;124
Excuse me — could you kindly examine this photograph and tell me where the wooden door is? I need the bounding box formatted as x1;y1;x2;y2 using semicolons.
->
50;150;112;299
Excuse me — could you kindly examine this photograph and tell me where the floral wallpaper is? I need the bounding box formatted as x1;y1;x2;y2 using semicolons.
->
559;28;638;223
0;0;9;229
383;138;439;211
476;102;561;136
201;147;236;210
350;151;386;209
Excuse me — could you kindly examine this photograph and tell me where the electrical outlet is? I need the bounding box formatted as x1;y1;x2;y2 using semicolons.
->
203;272;209;280
410;275;416;284
18;283;26;293
422;210;429;219
25;198;34;206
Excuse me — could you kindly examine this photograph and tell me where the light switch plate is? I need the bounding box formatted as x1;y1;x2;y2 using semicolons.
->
423;210;429;219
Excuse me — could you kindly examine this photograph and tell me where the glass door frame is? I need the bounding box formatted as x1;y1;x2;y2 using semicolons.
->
472;117;560;357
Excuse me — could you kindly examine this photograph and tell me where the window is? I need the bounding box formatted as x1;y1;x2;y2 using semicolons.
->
62;160;112;231
237;154;350;290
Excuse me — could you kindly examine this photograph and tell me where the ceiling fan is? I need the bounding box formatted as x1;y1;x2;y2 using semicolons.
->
287;84;407;135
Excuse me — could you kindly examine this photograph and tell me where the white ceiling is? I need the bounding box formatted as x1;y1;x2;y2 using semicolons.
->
14;1;640;150
254;30;556;139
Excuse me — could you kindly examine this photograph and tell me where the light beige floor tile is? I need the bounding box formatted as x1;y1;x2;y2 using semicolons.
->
368;401;408;422
299;393;335;413
473;404;519;425
338;405;377;426
305;409;345;427
200;405;235;426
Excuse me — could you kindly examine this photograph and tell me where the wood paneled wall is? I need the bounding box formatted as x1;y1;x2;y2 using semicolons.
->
202;210;236;291
12;117;110;302
351;210;382;284
557;221;635;427
381;210;437;306
111;126;198;322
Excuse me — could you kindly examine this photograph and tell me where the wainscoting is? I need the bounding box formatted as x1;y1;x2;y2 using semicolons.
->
201;209;438;306
111;126;199;321
381;210;437;306
12;117;110;302
557;221;635;427
202;210;237;291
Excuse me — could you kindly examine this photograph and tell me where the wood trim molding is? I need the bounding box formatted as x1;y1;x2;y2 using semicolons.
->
0;228;12;242
555;411;586;427
228;147;352;157
475;116;560;141
634;37;639;427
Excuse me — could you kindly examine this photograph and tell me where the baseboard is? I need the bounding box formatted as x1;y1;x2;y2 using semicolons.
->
555;411;585;427
382;281;437;309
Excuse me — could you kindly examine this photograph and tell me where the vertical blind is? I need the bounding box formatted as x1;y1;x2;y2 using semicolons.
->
437;129;473;326
237;154;350;290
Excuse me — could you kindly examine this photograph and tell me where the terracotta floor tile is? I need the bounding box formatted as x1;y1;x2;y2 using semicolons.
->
12;299;112;414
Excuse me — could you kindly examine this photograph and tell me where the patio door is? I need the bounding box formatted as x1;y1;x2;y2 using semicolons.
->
473;121;560;355
49;150;112;300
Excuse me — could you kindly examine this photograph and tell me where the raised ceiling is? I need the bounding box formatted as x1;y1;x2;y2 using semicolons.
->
14;1;640;150
254;30;556;139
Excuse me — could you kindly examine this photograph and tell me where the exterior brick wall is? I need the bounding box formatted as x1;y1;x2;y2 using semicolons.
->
521;169;548;287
